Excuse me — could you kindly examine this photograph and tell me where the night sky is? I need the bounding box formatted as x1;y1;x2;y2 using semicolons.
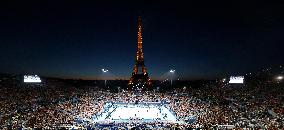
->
0;1;283;80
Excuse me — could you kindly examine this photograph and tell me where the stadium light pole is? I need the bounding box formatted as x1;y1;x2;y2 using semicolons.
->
170;69;175;87
101;69;109;87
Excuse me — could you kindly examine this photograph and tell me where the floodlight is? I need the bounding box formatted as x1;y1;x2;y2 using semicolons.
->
102;69;108;73
276;76;283;80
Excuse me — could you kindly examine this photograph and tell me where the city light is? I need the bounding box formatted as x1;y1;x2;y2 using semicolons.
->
170;69;175;73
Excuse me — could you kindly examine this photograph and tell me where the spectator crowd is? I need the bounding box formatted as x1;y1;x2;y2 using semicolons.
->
0;79;283;129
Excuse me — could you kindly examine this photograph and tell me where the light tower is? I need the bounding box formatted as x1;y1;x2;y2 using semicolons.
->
128;16;151;90
101;69;108;87
170;69;175;86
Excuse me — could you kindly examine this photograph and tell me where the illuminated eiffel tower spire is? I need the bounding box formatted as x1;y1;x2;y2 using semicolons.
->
129;16;151;90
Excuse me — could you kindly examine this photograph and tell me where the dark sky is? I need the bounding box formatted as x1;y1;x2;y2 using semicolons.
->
0;0;283;80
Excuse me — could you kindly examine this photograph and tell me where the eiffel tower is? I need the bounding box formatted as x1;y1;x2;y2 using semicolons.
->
128;16;151;90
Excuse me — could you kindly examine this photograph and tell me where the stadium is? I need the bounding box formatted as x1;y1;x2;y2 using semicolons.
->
0;1;284;129
0;66;283;129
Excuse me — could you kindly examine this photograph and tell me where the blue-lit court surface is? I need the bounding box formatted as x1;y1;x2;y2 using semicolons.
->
94;103;178;123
